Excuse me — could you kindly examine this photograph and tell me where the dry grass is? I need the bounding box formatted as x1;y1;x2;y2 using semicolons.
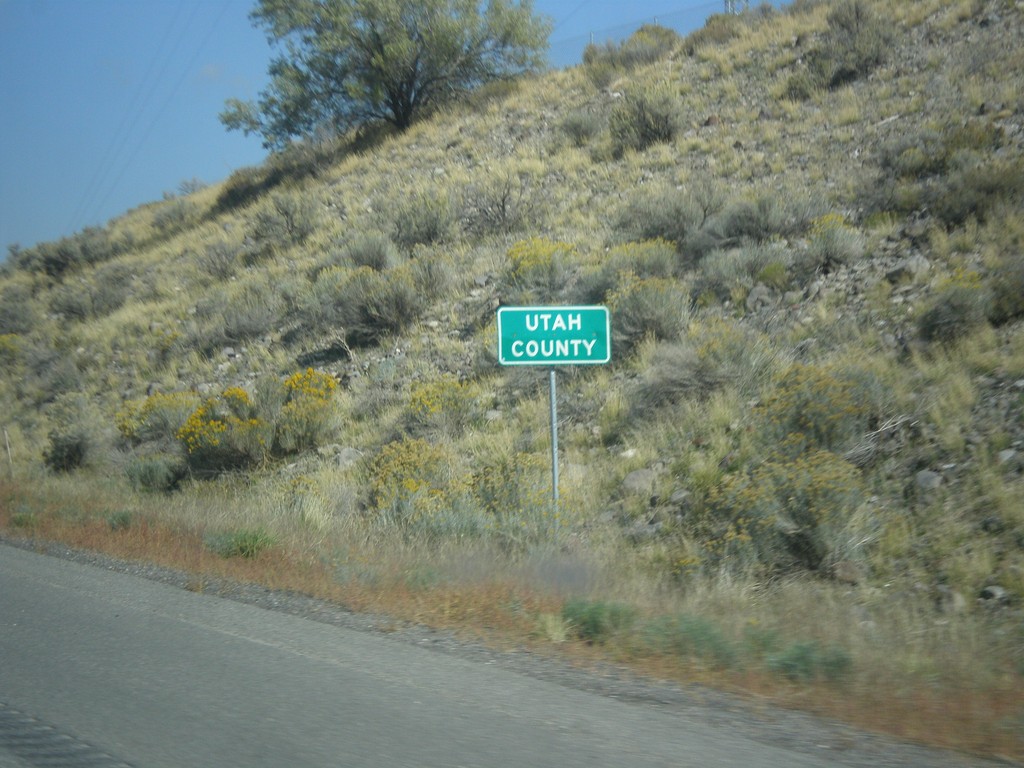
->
2;468;1021;761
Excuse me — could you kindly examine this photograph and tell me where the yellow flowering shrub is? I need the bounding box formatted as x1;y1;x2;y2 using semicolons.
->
700;449;864;573
472;451;556;550
505;237;575;301
755;362;878;454
176;387;269;473
275;368;338;453
116;391;200;444
369;438;471;532
406;374;474;436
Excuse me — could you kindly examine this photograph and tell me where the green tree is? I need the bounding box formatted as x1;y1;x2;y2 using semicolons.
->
222;0;551;148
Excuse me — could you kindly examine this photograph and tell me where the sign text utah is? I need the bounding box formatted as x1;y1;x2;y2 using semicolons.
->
496;306;610;366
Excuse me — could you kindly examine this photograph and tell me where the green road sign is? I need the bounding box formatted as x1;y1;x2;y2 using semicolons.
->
497;306;610;366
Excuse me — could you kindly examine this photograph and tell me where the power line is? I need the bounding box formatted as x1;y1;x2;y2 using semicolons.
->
66;2;195;233
85;1;232;227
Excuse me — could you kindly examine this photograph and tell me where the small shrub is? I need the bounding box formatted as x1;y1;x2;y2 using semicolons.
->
406;374;474;437
116;391;201;445
582;24;680;87
463;169;540;236
640;614;737;668
608;274;690;355
472;451;553;549
176;387;270;474
504;237;575;303
562;598;637;644
331;266;427;347
369;438;466;531
391;190;456;251
609;84;682;155
703;449;865;572
0;283;38;334
274;368;338;454
198;241;241;279
989;253;1024;325
917;276;990;344
631;341;728;415
767;641;852;683
696;241;793;302
43;395;100;473
43;428;91;472
335;231;401;271
124;453;187;493
106;510;133;531
756;362;882;454
206;527;276;558
796;213;865;277
245;191;320;262
152;199;198;236
220;283;282;344
683;12;743;55
560;109;604;147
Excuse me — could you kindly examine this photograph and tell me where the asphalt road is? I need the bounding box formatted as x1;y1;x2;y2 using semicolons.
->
0;544;993;768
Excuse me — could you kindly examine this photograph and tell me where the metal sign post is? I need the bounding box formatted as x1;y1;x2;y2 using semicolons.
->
497;306;611;514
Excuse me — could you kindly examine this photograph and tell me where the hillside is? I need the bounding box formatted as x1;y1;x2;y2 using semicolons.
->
2;0;1023;757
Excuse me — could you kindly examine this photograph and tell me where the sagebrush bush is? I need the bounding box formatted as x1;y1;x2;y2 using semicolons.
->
701;449;865;573
0;283;38;334
560;109;605;147
918;271;990;343
43;395;101;473
756;361;883;455
989;251;1024;325
613;185;706;250
504;236;575;303
631;341;728;416
463;168;540;236
245;191;319;263
152;199;198;237
333;231;401;272
696;241;793;303
220;283;283;344
390;190;457;251
583;24;680;87
609;84;682;155
124;451;187;493
608;274;690;354
787;0;893;96
796;212;866;277
198;241;241;279
472;451;554;549
562;598;637;644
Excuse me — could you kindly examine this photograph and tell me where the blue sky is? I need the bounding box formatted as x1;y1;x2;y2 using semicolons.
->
0;0;776;253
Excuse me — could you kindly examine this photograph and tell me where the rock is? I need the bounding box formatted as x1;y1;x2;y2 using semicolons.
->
979;585;1009;604
334;447;363;470
831;560;864;585
622;469;657;497
998;449;1020;469
626;521;663;543
746;283;774;312
915;470;942;491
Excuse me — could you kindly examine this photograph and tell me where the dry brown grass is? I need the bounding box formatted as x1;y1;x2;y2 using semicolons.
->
2;471;1021;762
